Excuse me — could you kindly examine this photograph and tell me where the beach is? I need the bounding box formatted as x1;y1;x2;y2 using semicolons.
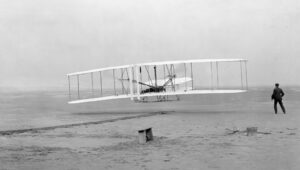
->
0;87;299;170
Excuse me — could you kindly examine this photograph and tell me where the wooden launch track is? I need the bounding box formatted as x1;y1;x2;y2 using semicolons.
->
0;111;169;136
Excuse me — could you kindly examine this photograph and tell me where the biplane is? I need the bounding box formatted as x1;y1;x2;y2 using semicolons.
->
67;59;248;104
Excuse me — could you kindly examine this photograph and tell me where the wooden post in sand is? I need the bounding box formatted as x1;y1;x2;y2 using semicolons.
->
138;128;153;144
246;127;258;136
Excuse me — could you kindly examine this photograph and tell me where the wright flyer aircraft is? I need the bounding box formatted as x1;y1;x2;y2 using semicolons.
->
67;59;248;104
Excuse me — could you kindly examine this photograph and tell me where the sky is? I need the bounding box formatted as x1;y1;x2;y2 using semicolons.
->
0;0;299;90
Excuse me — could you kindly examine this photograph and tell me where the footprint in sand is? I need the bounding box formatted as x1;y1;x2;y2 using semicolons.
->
164;153;172;162
287;128;297;130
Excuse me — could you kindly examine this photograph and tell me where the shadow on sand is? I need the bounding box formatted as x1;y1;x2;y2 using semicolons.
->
174;110;239;114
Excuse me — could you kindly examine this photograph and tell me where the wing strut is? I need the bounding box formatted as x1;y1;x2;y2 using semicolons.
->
135;66;141;100
113;69;116;95
120;68;124;94
245;61;248;90
154;66;157;87
68;76;71;100
210;62;213;89
77;75;80;99
184;63;187;91
129;67;134;100
91;72;94;97
216;62;219;89
172;64;176;91
240;61;244;88
190;63;194;90
125;68;130;95
163;65;166;80
99;71;103;96
145;66;153;86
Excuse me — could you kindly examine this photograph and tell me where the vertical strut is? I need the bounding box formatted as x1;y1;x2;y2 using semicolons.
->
171;64;176;91
129;67;134;100
184;63;187;91
190;63;194;90
113;69;116;95
136;66;141;100
91;72;94;96
68;76;71;100
216;62;219;89
132;67;135;93
240;61;244;89
145;66;152;86
99;71;103;96
163;65;166;80
121;68;124;94
245;61;248;90
210;62;213;89
154;66;157;87
140;67;142;89
77;75;80;99
125;68;130;95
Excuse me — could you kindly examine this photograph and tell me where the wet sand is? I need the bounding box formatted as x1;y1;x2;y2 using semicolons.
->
0;88;299;170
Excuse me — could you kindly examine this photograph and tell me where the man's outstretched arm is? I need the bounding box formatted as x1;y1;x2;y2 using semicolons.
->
281;89;285;97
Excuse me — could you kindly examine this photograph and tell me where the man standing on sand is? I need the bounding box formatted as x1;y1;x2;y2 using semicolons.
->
271;83;286;114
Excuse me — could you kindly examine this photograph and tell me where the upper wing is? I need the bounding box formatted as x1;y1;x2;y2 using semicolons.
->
138;59;247;67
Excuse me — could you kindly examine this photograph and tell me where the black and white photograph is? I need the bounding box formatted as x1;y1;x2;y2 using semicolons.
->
0;0;299;169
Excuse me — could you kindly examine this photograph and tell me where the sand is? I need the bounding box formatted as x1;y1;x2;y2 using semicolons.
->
0;88;299;170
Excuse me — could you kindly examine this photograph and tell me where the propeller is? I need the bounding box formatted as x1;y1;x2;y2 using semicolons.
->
162;74;176;87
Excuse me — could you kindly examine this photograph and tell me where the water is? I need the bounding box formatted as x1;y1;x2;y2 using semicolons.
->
0;87;299;131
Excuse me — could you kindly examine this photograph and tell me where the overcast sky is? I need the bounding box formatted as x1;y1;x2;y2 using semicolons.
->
0;0;299;89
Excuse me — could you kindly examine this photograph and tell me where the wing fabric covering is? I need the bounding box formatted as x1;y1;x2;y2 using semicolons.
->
67;59;248;104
